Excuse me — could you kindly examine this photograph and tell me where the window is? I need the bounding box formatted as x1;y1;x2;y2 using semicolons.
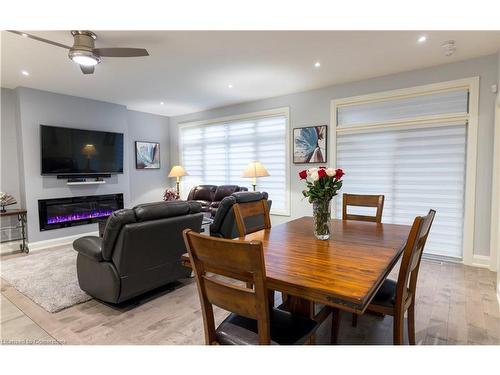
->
333;81;478;260
179;108;290;215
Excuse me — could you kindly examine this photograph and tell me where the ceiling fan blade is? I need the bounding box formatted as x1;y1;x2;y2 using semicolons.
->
93;48;149;57
80;65;95;75
7;30;72;50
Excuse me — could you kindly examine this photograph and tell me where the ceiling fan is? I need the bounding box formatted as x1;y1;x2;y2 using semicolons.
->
7;30;150;75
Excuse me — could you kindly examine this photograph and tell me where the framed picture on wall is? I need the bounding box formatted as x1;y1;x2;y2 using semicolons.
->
293;125;327;164
135;141;160;169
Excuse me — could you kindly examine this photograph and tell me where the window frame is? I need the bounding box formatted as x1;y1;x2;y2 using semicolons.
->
178;107;291;216
330;77;480;266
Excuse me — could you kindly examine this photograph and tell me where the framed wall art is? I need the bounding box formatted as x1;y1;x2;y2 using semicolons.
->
135;141;160;169
293;125;327;164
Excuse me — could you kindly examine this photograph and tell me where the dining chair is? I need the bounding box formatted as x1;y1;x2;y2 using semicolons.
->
233;198;275;301
343;193;385;326
342;193;385;223
183;229;319;345
332;209;436;345
233;198;271;237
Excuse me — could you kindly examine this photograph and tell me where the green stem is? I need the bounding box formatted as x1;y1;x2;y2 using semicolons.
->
313;199;331;238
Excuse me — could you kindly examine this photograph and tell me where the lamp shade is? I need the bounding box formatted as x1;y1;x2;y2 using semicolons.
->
81;144;97;156
168;165;188;178
241;161;270;178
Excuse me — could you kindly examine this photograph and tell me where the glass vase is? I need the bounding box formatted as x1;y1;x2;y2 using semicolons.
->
312;199;332;240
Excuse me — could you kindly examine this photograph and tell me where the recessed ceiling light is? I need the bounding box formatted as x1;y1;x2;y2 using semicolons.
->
418;35;427;43
21;70;29;76
314;61;321;68
228;84;233;89
160;102;164;105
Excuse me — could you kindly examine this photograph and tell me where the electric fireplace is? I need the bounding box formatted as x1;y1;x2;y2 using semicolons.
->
38;193;123;231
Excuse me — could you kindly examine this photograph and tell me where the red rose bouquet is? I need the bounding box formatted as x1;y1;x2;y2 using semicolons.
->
298;166;344;203
298;166;344;240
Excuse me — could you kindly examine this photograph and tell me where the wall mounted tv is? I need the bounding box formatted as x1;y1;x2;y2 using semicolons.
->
41;125;124;175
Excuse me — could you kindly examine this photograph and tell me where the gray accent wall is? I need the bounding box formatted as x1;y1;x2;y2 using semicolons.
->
1;87;169;243
169;54;500;258
127;110;170;207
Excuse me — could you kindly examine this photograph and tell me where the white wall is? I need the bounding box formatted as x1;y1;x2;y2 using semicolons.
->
0;88;22;243
496;51;500;301
1;87;170;244
169;54;499;258
0;88;21;208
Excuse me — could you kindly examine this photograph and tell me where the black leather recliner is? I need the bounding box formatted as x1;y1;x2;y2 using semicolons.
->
73;201;204;304
186;184;248;216
210;191;272;239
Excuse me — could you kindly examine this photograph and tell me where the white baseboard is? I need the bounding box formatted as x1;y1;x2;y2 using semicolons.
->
27;231;99;253
471;254;491;269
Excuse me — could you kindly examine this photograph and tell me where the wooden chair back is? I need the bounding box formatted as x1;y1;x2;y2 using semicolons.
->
182;229;271;344
233;199;271;237
395;209;436;310
342;193;385;223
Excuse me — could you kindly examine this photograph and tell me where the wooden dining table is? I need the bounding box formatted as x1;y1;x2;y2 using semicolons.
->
181;216;411;332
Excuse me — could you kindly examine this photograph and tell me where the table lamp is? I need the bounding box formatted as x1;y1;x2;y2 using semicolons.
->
241;161;270;191
81;144;97;172
168;165;188;198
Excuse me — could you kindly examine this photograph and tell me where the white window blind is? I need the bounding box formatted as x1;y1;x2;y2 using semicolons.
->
335;89;469;259
180;114;289;215
337;90;468;128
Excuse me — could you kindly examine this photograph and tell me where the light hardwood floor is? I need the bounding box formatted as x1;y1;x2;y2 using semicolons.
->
1;251;499;345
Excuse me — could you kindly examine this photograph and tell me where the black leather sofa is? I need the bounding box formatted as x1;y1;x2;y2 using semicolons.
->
187;185;248;216
210;191;271;239
73;201;203;304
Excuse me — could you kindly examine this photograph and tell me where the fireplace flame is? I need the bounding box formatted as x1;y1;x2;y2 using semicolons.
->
47;209;113;224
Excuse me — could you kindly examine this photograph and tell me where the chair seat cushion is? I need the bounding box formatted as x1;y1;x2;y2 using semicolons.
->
372;278;397;307
215;308;318;345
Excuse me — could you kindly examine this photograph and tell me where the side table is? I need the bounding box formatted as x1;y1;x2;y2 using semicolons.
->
200;217;213;236
0;209;29;253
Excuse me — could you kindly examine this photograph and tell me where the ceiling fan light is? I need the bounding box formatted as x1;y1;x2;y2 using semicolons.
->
71;54;99;66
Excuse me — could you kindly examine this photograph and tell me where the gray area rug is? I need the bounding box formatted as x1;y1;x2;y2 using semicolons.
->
0;246;91;313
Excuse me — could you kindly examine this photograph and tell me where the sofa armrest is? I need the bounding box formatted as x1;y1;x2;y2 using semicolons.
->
73;236;104;262
210;201;221;208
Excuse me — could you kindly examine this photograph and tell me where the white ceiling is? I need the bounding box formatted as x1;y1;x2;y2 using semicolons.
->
1;30;499;117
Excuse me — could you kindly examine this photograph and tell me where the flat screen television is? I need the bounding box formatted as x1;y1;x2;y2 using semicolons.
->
41;125;124;175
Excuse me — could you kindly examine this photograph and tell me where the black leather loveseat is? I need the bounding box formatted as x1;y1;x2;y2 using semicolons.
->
73;201;203;304
210;191;271;239
187;184;248;216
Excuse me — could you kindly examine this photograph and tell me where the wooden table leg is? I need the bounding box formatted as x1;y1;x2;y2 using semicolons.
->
281;295;315;318
279;294;333;345
331;307;341;344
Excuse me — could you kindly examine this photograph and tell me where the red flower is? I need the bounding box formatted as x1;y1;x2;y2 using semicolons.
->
318;168;327;178
298;170;307;179
335;168;344;179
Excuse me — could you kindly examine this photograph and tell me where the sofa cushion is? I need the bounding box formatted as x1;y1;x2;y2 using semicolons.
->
101;209;137;260
213;185;240;202
233;191;268;203
188;185;217;202
134;201;193;222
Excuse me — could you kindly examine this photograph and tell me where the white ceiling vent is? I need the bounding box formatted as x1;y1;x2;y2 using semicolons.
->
441;40;457;56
